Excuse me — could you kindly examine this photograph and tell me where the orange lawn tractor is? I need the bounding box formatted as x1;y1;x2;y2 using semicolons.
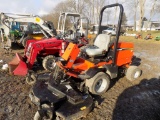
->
29;4;142;119
144;33;153;40
54;36;141;94
53;4;142;93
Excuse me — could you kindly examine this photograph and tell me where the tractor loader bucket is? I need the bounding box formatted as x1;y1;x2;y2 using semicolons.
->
9;53;28;76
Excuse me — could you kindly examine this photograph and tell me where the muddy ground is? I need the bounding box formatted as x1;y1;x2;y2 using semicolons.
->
0;36;160;120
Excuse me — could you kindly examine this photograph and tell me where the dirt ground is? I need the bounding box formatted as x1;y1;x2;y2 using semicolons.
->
0;36;160;120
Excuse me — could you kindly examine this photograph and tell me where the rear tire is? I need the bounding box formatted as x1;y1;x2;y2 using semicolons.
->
85;72;110;95
42;55;56;71
126;66;142;81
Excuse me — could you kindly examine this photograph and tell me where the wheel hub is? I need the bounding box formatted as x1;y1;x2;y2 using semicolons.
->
47;59;56;69
95;78;108;93
134;71;140;78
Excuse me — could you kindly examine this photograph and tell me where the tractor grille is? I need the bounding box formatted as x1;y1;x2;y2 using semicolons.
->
26;43;32;57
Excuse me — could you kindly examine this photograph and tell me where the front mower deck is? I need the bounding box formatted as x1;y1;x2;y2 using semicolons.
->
30;80;93;119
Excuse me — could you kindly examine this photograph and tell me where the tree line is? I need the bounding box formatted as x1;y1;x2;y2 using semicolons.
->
42;0;160;31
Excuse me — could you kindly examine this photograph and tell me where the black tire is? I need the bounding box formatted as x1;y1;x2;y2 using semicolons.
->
85;72;110;95
26;74;36;85
42;55;56;71
126;66;142;81
34;104;53;120
22;36;33;47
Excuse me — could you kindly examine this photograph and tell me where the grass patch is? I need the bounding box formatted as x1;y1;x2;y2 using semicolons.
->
88;31;160;45
126;31;160;40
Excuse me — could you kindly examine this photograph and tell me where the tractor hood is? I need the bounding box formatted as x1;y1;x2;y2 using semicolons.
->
33;37;64;44
25;37;65;51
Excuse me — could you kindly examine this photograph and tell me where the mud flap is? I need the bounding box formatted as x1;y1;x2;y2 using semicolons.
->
8;53;28;76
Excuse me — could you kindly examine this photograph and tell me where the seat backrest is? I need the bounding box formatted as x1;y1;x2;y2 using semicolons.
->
94;34;111;51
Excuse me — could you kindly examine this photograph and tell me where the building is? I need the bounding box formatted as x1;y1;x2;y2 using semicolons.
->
136;21;160;31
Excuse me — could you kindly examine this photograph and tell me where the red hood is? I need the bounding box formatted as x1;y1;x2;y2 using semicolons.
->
33;37;63;44
26;37;64;49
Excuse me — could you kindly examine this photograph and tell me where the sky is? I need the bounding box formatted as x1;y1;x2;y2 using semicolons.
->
0;0;63;16
0;0;159;25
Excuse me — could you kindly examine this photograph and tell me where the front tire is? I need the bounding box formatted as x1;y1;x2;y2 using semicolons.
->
42;55;56;71
85;72;110;95
126;66;142;81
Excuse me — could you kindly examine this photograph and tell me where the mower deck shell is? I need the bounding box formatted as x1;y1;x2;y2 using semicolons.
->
30;80;93;119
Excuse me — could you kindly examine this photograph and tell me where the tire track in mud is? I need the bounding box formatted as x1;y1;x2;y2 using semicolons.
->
134;50;160;78
0;39;160;120
84;40;160;120
0;71;37;120
85;77;136;120
0;70;139;120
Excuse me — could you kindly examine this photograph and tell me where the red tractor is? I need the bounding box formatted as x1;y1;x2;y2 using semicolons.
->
8;13;89;77
135;33;142;39
30;4;142;119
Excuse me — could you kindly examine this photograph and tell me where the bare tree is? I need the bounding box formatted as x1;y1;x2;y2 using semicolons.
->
104;0;111;25
122;12;127;25
125;0;139;31
42;0;125;28
155;0;160;13
105;10;111;25
138;0;146;31
69;0;86;14
133;0;139;31
95;0;105;24
112;0;127;26
78;0;106;24
113;0;118;26
45;1;71;28
145;0;157;31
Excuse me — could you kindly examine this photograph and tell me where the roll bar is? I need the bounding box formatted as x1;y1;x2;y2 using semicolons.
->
97;3;124;65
